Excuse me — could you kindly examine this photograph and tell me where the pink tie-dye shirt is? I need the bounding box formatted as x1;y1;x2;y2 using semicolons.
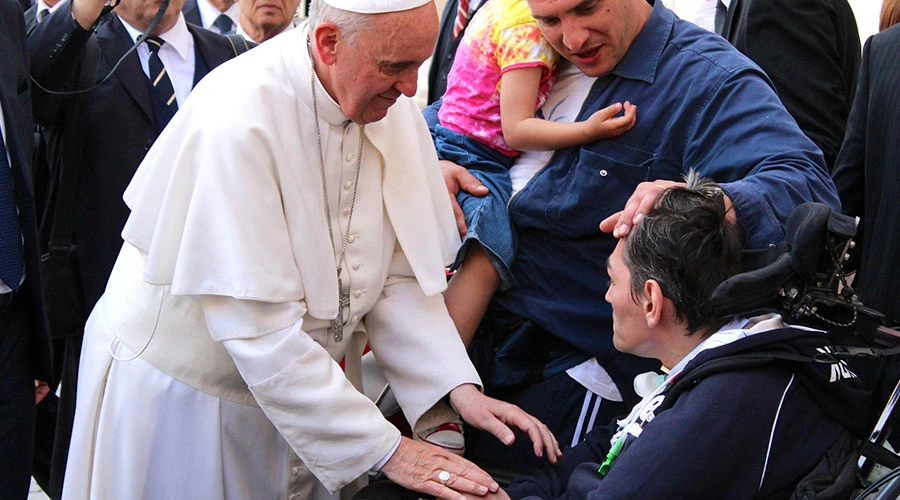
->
438;0;559;157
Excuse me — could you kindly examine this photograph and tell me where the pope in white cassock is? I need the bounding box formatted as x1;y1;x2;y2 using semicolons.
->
61;0;560;499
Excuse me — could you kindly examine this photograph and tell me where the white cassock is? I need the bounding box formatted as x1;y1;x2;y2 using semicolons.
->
62;23;481;500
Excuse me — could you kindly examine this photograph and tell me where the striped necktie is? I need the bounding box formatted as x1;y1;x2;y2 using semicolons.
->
145;36;178;130
0;134;24;291
452;0;469;39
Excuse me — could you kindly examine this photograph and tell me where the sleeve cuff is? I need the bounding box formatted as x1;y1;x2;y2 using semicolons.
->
371;436;403;472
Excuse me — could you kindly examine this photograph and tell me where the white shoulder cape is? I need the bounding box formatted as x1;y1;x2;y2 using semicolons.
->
121;26;459;318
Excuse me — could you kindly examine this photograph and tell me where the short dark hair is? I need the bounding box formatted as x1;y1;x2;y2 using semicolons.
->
623;172;742;334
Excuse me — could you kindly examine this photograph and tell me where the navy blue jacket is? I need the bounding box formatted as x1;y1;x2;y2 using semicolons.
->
505;327;870;499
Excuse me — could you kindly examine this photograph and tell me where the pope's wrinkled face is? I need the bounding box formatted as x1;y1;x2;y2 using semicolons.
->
329;5;438;124
605;240;655;359
528;0;646;77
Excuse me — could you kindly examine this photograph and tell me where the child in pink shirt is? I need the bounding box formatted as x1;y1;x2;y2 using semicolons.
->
436;0;637;345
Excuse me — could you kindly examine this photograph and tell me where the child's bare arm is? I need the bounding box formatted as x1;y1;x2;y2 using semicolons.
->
500;67;637;151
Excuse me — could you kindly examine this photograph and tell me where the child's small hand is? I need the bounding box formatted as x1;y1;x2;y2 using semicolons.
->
585;101;637;140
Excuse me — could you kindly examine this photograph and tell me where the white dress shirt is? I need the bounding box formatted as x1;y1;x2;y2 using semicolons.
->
35;0;64;23
663;0;719;32
119;14;196;108
195;0;239;33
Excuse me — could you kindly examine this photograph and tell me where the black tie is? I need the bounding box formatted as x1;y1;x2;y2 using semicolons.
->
0;133;25;291
714;0;728;35
37;8;49;22
145;37;178;130
213;14;235;35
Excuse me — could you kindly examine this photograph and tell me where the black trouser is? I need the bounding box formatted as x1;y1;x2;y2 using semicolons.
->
352;479;422;500
0;295;37;500
465;308;644;471
32;334;80;500
465;370;626;471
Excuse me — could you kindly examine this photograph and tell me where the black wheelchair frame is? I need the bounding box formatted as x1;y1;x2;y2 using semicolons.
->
710;202;900;499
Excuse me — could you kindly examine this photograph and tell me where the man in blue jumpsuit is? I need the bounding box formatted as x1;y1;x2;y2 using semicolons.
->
430;0;841;469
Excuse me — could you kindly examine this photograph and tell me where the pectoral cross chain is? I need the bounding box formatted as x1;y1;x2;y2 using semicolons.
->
330;272;350;342
311;60;365;345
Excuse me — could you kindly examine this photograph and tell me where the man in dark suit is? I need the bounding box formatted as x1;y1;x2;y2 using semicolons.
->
832;23;900;327
25;0;62;33
717;0;860;170
28;2;245;496
182;0;239;34
235;0;298;42
182;0;203;24
0;0;53;497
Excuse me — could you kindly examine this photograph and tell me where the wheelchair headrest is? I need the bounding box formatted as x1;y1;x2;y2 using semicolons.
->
709;203;857;318
786;202;857;280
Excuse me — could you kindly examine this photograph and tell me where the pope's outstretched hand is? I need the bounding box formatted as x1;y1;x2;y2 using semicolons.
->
381;437;499;500
449;383;562;463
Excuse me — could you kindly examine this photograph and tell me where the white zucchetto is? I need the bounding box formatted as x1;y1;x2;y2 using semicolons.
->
321;0;431;13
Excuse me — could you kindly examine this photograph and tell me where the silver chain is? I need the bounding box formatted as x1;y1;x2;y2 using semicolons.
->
308;36;365;342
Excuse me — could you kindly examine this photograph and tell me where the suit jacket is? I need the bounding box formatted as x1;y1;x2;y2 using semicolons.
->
831;24;900;325
720;0;860;169
182;0;203;27
0;0;51;381
29;5;242;313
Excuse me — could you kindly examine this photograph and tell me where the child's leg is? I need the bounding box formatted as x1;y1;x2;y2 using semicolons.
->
445;245;501;347
445;165;514;347
435;127;516;345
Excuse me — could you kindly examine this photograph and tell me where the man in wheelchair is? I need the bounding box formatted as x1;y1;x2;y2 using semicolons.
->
356;176;891;499
488;175;875;499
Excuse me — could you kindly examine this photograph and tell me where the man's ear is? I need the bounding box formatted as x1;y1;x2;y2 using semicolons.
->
313;23;340;65
643;279;664;328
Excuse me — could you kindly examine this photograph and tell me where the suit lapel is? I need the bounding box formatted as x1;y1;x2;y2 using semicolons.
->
24;5;37;34
182;0;203;26
721;0;741;40
189;24;232;73
96;16;154;123
92;21;233;124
